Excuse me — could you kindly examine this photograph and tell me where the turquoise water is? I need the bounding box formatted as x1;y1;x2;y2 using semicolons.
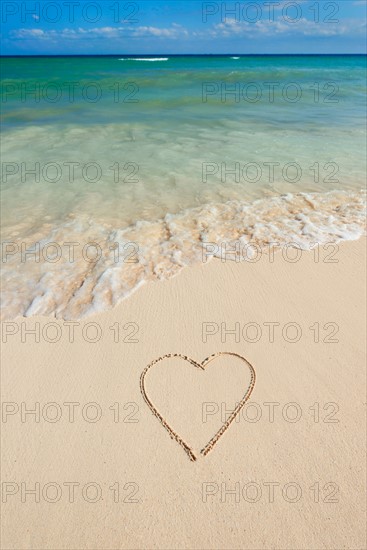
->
1;55;366;319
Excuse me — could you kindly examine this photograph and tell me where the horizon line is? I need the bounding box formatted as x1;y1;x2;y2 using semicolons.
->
1;53;366;57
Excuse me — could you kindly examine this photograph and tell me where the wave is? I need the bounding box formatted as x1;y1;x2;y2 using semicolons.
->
1;190;365;320
118;58;169;62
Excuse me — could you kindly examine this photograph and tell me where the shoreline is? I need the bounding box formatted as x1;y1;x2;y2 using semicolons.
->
1;189;366;321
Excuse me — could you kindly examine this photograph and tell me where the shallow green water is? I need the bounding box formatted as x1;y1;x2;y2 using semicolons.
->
0;55;366;319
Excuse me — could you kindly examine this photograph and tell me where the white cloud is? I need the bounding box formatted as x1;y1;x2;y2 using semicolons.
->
9;12;366;45
14;28;45;38
211;16;366;38
32;14;40;21
11;24;189;41
133;25;183;38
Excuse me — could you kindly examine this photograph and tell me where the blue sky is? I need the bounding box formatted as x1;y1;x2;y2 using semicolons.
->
1;0;366;55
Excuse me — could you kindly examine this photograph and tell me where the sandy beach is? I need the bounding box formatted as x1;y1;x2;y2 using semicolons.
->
1;238;366;550
2;9;367;549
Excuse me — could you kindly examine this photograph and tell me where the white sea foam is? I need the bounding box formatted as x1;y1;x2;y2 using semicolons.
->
118;58;169;61
1;190;366;320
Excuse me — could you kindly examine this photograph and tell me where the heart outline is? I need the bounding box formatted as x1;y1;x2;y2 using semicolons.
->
140;352;256;462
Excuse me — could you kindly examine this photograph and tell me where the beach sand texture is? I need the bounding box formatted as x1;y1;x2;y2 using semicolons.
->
1;238;366;549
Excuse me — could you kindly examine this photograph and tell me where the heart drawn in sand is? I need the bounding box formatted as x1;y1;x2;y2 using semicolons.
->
140;352;256;462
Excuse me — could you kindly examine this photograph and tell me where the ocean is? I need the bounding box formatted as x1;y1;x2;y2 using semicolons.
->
1;54;366;319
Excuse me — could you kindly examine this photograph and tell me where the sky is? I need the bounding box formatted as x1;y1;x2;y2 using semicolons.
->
0;0;366;55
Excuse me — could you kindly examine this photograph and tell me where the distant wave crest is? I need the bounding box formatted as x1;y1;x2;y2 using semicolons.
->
118;58;169;62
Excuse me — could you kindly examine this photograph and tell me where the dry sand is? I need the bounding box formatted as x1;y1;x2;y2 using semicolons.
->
1;238;366;550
